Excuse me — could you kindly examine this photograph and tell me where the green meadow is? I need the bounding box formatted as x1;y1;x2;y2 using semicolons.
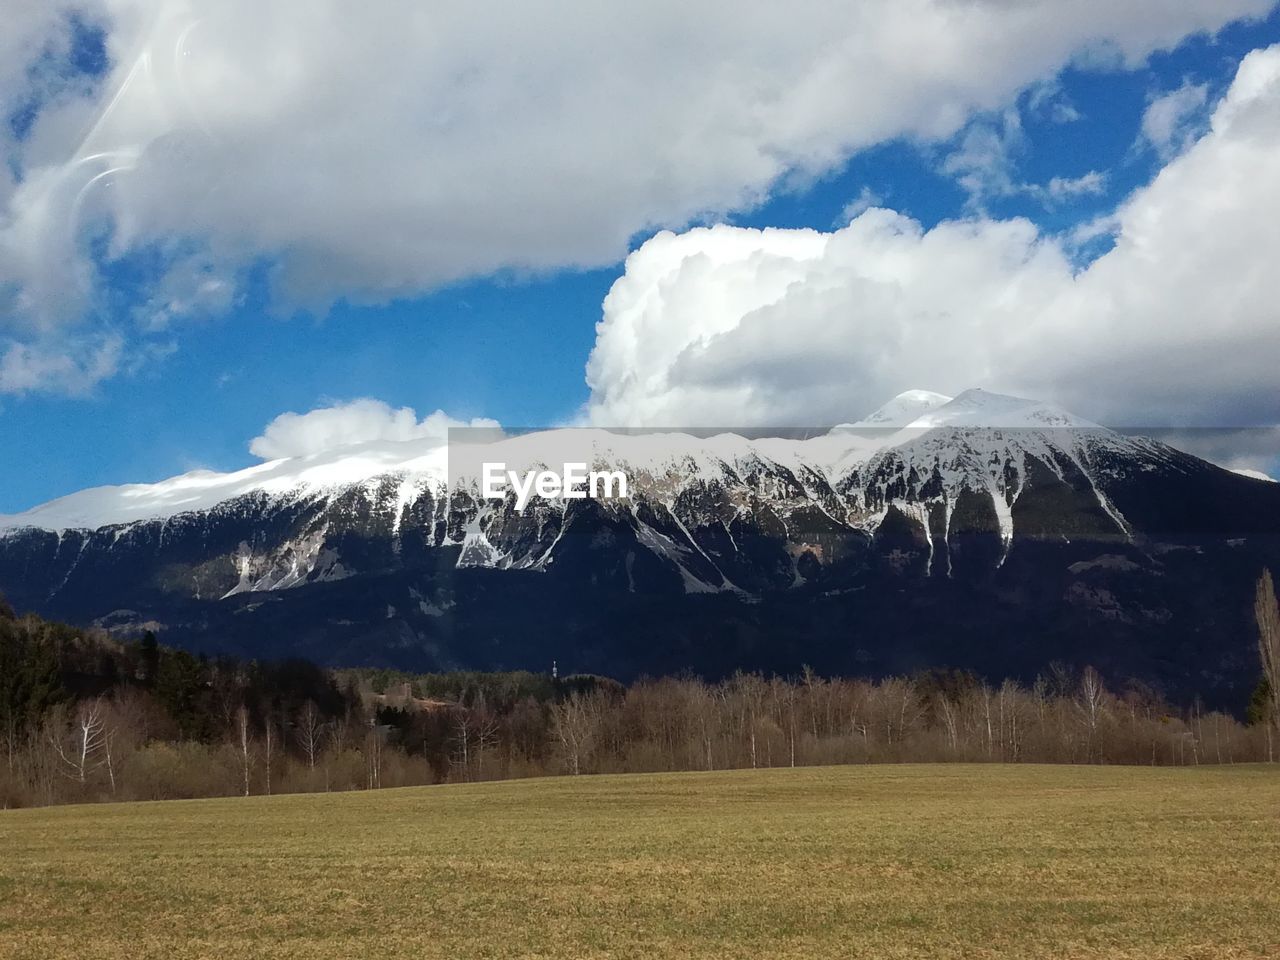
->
2;764;1278;959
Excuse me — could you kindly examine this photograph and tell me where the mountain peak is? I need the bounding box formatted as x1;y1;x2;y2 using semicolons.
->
904;389;1100;430
837;389;953;430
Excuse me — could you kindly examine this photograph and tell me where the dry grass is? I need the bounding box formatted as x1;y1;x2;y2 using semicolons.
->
2;764;1279;959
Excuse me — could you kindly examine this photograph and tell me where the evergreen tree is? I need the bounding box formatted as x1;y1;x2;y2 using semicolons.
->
154;649;209;740
0;619;65;761
139;631;160;686
1247;677;1273;726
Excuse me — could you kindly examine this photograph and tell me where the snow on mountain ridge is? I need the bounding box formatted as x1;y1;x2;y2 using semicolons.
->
0;439;451;532
2;389;1132;534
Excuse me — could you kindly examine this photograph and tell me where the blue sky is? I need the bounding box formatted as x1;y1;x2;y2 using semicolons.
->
2;3;1280;512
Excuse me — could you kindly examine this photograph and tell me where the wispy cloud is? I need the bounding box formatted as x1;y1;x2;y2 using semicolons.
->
1139;80;1211;158
940;112;1107;209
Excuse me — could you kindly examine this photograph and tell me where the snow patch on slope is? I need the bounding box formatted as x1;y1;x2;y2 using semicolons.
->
1232;467;1276;482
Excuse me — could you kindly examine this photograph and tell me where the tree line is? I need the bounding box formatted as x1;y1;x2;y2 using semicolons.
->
3;570;1279;809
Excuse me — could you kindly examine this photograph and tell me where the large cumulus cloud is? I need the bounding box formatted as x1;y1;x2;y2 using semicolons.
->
1;0;1275;392
585;46;1280;429
249;399;498;460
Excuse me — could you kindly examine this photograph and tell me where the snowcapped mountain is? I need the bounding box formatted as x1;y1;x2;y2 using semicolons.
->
2;388;1278;703
835;388;953;429
0;388;1139;590
0;388;1146;536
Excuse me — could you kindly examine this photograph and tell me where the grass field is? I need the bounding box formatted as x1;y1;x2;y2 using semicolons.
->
2;765;1278;959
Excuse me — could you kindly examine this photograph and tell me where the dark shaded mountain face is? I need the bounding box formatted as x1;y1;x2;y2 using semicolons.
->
3;391;1278;708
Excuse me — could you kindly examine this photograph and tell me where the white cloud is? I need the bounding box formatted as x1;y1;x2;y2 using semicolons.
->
839;187;884;225
1051;102;1084;124
132;253;235;332
0;4;103;203
1026;82;1083;124
0;335;122;395
940;110;1027;205
940;113;1106;208
0;0;1273;398
1141;80;1211;158
249;399;499;460
1044;171;1107;201
584;45;1280;429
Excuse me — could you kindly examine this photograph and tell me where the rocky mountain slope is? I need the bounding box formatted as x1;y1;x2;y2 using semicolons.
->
3;389;1278;705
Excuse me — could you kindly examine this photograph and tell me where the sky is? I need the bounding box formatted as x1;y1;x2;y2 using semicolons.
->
2;0;1280;512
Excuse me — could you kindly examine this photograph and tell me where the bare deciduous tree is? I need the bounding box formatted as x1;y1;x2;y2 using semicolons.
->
235;705;253;797
450;709;501;781
473;713;500;779
366;721;384;789
295;700;326;770
50;698;112;785
551;693;602;775
682;681;719;771
729;672;767;768
452;710;472;772
1077;667;1107;763
937;695;960;754
263;716;274;796
1256;569;1280;758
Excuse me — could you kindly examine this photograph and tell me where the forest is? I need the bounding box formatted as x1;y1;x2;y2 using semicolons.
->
2;571;1278;809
